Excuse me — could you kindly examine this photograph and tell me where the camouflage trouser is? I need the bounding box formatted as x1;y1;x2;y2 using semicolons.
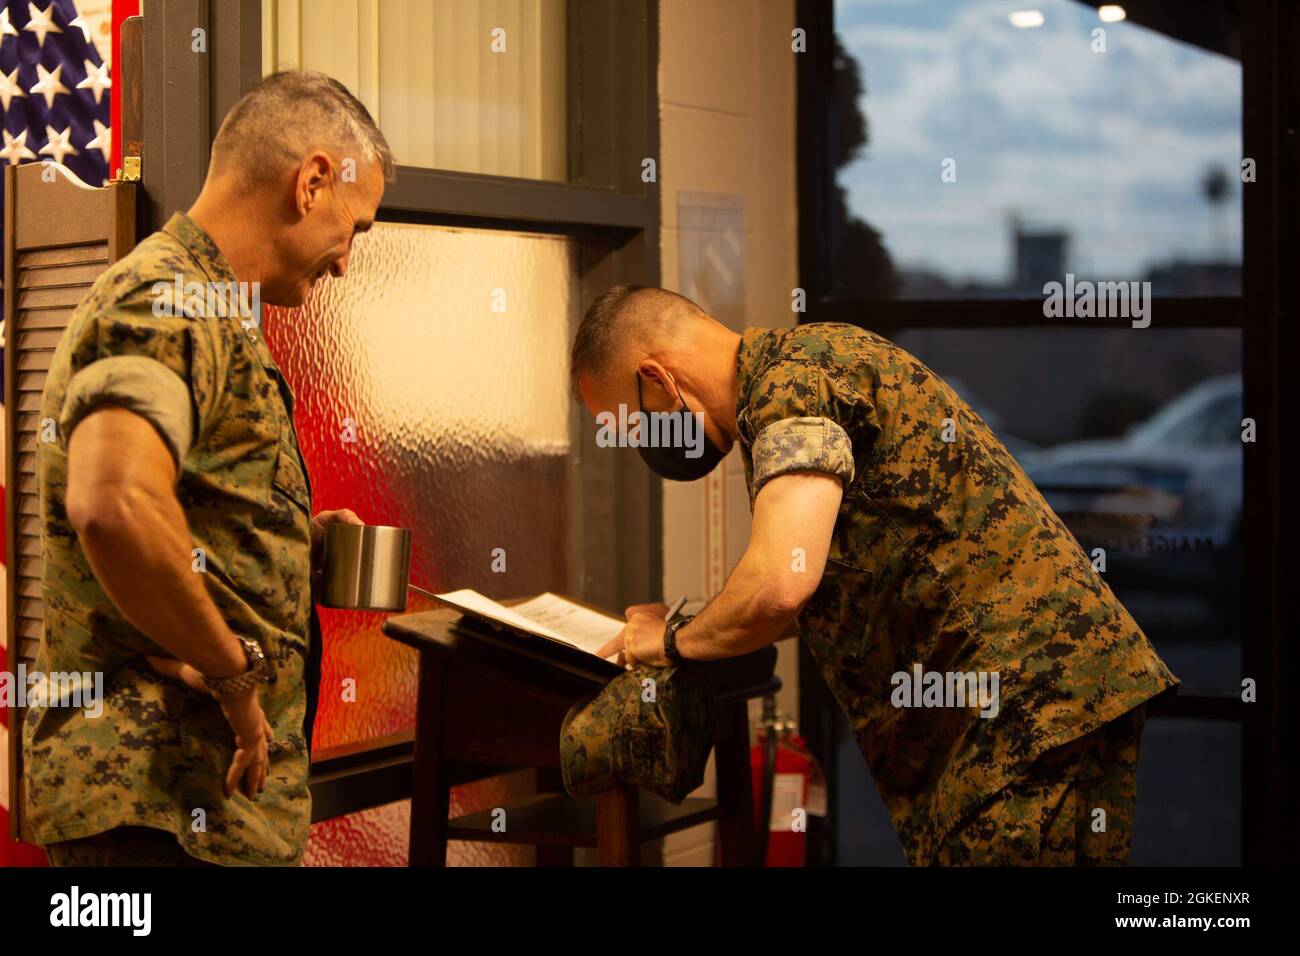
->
934;704;1147;866
46;826;217;867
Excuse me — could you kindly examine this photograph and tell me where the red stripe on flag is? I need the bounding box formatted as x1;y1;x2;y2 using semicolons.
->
110;0;142;178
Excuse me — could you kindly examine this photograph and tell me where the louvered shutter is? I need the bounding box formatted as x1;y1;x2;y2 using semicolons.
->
4;162;137;842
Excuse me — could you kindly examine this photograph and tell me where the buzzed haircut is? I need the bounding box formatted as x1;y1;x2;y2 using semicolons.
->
210;70;396;185
569;284;702;399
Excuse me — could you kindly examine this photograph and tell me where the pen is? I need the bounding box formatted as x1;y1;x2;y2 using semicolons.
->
664;595;688;621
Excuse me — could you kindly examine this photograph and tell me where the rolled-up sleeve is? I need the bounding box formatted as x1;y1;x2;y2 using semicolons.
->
55;288;224;468
61;355;196;464
742;359;881;504
752;416;855;497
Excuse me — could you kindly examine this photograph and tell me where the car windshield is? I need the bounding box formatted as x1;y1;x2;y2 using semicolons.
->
1128;383;1241;448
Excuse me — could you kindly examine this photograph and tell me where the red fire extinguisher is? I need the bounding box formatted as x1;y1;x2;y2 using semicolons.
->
750;697;826;866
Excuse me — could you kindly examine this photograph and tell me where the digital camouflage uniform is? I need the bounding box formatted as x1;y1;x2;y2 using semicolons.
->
25;213;316;866
560;662;715;804
44;826;220;867
933;703;1146;865
735;324;1178;866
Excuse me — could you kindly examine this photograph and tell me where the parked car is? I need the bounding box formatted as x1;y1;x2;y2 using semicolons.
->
1021;375;1243;634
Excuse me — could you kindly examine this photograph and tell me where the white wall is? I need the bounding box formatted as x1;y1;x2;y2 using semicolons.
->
657;0;800;866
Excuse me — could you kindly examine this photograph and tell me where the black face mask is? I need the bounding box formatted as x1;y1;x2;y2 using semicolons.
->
635;373;728;482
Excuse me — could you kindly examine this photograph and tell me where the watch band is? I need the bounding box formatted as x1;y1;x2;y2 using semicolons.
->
201;668;263;700
202;637;270;700
663;614;693;664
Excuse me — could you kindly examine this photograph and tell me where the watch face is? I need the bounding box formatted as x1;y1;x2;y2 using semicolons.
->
240;638;268;675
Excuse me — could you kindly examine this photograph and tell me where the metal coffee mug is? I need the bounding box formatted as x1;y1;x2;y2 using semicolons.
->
319;524;413;611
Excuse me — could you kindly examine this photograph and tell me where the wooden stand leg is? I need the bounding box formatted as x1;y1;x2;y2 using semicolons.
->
596;785;640;866
409;650;450;867
715;701;756;867
534;768;574;866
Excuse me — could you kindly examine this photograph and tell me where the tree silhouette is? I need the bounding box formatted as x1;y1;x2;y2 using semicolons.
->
830;36;900;301
1201;163;1230;259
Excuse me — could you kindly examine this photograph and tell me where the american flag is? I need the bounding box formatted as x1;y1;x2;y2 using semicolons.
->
0;0;110;182
1;0;108;867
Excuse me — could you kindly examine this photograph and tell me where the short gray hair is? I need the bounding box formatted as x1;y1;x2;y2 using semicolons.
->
211;70;396;184
569;285;701;399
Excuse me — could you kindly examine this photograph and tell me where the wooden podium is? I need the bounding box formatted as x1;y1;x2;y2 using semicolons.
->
382;608;780;867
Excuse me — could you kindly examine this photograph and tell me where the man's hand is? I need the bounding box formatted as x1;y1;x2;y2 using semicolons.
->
598;605;673;668
218;685;274;800
310;508;364;567
625;602;672;619
146;655;273;800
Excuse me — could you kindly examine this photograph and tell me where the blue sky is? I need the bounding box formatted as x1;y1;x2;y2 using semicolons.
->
834;0;1243;285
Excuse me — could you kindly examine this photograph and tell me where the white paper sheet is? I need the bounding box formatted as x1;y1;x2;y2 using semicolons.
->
509;592;625;656
434;589;624;660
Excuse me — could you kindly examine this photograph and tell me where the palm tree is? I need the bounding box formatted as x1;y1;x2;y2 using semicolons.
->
1201;164;1230;261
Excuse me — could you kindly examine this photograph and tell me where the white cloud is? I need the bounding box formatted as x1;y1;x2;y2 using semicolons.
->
836;0;1242;280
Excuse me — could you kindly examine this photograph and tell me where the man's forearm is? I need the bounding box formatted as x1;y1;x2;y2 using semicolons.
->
75;482;246;678
674;558;801;660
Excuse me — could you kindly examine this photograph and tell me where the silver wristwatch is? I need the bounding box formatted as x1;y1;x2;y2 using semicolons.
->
202;636;271;700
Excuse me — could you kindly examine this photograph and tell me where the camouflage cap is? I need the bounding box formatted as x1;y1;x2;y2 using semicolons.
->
560;662;715;804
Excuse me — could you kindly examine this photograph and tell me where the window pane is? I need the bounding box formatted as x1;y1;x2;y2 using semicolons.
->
263;0;567;180
1133;717;1240;864
830;0;1242;300
892;327;1242;693
833;708;1241;864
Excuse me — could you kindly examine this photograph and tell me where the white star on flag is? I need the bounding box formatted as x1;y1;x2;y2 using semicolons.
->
0;67;25;111
30;61;69;110
23;1;62;48
39;124;78;164
0;128;37;165
76;59;110;104
0;7;19;41
68;13;92;44
84;117;110;162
